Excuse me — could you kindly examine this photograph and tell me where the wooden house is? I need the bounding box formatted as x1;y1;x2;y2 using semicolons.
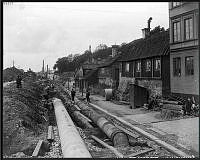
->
118;30;170;97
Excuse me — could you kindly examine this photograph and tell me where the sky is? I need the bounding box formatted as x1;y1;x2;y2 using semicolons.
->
3;2;169;72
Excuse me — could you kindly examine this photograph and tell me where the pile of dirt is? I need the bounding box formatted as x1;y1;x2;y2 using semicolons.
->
3;80;49;156
3;67;24;82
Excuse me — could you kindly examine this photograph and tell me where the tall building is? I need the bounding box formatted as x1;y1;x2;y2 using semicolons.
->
169;2;199;100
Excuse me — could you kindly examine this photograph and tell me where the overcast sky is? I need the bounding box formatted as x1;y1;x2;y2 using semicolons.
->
3;2;169;72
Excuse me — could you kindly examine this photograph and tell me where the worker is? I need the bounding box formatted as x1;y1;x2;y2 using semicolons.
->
71;88;76;102
86;86;91;103
185;98;192;115
16;75;22;88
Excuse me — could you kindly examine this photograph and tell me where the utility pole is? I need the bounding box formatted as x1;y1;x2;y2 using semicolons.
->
13;60;14;67
46;65;48;79
42;60;44;73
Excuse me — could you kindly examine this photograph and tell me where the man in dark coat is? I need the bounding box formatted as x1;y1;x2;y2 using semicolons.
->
185;98;192;115
71;88;76;102
16;75;22;88
86;87;91;103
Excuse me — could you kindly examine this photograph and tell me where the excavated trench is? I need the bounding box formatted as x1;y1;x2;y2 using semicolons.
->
56;85;161;158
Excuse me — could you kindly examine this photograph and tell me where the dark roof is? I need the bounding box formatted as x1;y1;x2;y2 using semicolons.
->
119;30;169;62
82;64;100;70
83;68;98;80
62;71;74;77
98;54;122;68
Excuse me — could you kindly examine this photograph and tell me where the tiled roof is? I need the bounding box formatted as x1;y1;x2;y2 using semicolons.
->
119;30;169;62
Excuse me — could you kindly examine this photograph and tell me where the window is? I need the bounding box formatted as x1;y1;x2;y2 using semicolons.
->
101;68;105;74
125;62;129;72
173;21;181;42
155;59;161;71
146;59;151;72
136;61;141;72
172;2;181;8
173;57;181;76
184;18;193;40
185;56;194;75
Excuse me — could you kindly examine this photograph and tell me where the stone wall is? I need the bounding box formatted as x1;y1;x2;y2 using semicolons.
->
99;77;113;88
118;77;135;93
137;79;162;97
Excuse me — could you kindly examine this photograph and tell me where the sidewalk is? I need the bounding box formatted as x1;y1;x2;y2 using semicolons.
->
87;93;199;156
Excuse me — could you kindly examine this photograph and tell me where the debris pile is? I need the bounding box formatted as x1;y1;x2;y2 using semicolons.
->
3;80;48;157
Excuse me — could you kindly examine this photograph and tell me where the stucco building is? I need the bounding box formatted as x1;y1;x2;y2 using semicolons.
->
169;2;199;101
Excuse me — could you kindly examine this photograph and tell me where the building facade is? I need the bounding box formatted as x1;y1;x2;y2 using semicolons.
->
169;2;199;100
119;30;170;98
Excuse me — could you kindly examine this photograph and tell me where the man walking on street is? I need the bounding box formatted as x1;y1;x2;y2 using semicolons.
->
71;88;76;102
86;86;91;103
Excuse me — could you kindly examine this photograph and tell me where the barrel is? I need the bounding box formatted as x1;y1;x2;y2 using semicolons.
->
105;89;113;101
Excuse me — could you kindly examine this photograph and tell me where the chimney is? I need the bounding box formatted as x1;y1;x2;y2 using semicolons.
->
89;45;91;53
142;17;152;38
42;60;44;73
111;45;119;57
46;65;48;78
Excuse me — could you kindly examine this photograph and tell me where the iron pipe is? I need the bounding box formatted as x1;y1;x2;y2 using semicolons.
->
53;98;91;158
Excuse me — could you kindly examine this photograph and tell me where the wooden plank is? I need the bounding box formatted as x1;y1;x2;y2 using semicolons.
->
32;140;43;157
162;100;179;104
47;126;54;142
91;135;124;158
125;148;154;158
74;105;81;111
115;124;140;139
162;104;183;111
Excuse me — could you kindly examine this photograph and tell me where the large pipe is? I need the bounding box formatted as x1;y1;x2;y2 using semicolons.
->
75;99;129;147
59;86;129;147
53;98;91;158
73;111;94;129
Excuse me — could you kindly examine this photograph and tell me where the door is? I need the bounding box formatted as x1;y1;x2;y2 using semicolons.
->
115;68;119;88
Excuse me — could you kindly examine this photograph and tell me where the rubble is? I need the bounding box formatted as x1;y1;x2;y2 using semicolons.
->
3;80;48;156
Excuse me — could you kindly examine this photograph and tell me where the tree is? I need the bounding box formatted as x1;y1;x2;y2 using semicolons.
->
95;44;108;52
150;26;165;35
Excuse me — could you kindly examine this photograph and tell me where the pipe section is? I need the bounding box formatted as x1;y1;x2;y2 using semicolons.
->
75;99;129;147
53;98;91;158
59;86;129;147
